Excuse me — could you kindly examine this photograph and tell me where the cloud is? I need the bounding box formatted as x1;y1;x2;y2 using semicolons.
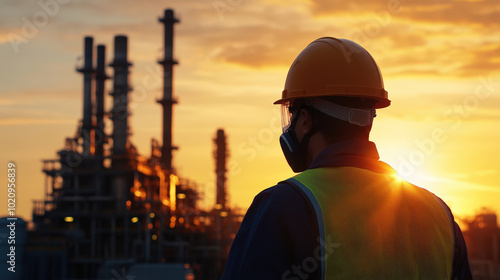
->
381;86;500;123
455;44;500;76
210;27;320;68
0;32;13;44
4;0;495;79
189;0;500;79
175;10;331;69
2;89;80;101
298;0;500;78
425;174;500;193
0;99;18;106
0;118;74;126
309;0;500;27
370;33;500;78
446;169;497;180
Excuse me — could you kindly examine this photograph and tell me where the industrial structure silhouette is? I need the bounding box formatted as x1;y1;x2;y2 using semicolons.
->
3;8;241;280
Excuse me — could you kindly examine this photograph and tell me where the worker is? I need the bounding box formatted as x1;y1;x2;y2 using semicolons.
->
221;37;473;279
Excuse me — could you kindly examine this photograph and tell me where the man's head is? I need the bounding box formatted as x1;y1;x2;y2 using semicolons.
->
275;37;390;172
287;96;377;142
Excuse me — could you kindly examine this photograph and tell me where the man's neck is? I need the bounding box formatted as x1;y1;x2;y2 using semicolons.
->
307;135;369;165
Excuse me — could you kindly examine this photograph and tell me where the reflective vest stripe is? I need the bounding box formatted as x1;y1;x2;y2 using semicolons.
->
287;178;326;280
435;196;456;278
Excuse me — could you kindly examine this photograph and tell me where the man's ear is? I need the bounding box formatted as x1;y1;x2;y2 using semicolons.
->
297;108;313;135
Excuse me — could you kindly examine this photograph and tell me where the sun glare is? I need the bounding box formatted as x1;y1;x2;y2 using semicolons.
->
391;172;406;184
392;167;430;187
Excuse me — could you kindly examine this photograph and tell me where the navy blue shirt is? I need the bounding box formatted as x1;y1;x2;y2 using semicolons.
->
221;140;472;280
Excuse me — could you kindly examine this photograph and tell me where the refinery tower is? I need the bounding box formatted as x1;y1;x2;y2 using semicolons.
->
24;9;241;280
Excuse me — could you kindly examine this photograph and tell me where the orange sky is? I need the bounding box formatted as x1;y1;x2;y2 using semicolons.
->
1;0;499;223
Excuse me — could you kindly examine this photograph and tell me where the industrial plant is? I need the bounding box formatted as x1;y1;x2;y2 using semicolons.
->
462;209;500;280
7;8;241;280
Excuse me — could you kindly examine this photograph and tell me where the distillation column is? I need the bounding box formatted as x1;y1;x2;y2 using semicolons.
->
110;35;132;210
157;9;179;172
77;36;94;156
215;129;228;209
94;44;108;167
110;35;131;158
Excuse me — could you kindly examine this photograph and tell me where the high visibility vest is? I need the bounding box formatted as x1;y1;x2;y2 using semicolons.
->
287;166;454;279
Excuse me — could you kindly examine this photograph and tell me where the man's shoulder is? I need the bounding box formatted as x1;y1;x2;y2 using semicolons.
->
249;180;312;217
404;181;456;220
255;180;305;203
243;181;318;235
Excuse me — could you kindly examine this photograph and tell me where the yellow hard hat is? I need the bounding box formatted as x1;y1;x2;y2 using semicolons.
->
274;37;390;109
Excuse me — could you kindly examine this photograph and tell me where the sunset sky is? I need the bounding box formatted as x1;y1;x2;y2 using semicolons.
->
1;0;499;223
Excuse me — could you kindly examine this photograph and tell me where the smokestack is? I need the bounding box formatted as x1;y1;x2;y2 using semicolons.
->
214;129;228;209
94;44;107;164
157;9;179;172
110;35;132;158
77;36;94;156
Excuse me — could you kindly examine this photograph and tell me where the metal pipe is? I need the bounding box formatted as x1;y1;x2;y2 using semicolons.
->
77;36;94;156
157;9;179;171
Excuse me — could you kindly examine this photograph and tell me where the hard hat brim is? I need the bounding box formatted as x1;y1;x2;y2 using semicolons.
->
274;88;391;109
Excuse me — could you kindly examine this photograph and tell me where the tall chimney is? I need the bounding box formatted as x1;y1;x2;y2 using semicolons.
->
95;44;107;164
157;9;179;172
214;129;228;209
110;35;132;158
77;36;94;156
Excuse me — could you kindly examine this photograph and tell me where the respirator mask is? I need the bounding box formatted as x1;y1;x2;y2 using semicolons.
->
279;101;309;173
